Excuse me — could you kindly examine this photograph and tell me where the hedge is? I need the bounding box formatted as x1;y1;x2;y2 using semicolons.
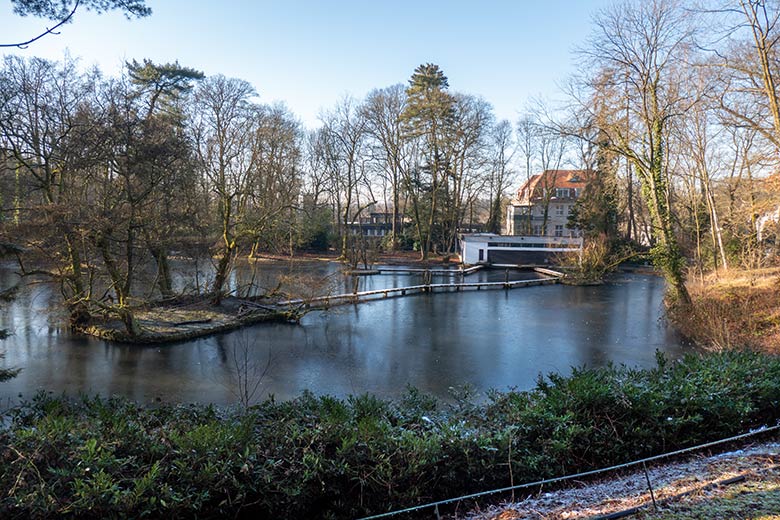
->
1;350;779;518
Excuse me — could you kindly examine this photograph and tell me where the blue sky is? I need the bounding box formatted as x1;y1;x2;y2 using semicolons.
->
3;1;613;128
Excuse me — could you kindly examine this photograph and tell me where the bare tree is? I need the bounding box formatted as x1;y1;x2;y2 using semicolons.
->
442;93;493;252
316;97;369;260
191;75;258;304
515;114;540;234
537;127;568;236
574;0;696;304
245;103;303;257
673;75;729;273
362;84;410;249
0;55;96;314
705;0;780;150
486;120;515;234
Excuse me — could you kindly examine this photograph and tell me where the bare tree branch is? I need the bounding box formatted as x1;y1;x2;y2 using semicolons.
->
0;0;79;48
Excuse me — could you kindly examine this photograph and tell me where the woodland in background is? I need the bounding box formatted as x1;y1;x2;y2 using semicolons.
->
2;0;780;331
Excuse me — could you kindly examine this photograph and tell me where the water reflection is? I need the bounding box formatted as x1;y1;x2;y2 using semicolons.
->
0;262;690;405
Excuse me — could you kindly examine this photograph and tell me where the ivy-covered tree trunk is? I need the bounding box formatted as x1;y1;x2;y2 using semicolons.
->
638;116;691;306
576;0;694;308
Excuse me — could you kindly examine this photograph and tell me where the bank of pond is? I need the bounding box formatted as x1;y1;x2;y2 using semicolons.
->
1;350;778;519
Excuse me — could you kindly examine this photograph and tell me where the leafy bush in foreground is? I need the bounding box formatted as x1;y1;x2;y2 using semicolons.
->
1;351;780;519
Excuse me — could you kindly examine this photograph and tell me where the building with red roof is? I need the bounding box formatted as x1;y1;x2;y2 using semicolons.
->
506;169;590;237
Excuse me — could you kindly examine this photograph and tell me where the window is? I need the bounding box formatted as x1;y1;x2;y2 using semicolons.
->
478;249;484;261
555;225;563;237
555;188;571;198
555;205;564;216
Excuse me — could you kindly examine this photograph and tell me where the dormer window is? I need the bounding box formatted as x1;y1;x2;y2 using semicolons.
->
555;188;571;198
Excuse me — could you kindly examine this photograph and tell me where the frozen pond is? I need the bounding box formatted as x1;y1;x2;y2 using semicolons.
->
0;261;690;405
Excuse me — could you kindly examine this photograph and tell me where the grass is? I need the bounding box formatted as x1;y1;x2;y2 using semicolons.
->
635;470;780;519
472;444;780;519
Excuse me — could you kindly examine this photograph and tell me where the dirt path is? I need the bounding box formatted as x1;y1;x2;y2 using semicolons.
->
463;440;780;520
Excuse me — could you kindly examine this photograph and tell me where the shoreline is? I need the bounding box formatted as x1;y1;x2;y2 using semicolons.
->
75;264;561;344
73;304;299;344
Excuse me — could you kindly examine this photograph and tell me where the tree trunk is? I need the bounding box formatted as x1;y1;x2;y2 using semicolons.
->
63;231;85;298
626;160;636;242
96;231;142;336
750;11;780;145
637;117;691;307
149;243;174;298
702;175;728;271
212;243;234;306
96;231;127;306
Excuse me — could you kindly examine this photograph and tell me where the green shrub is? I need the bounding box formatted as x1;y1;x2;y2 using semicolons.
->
2;351;780;518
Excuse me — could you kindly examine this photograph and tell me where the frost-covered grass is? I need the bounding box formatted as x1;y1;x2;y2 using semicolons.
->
467;441;780;519
2;350;780;519
635;470;780;519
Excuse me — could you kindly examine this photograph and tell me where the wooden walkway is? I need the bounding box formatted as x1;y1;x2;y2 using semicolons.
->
374;265;485;276
276;271;561;310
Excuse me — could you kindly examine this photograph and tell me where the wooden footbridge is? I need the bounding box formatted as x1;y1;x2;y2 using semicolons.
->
371;265;485;276
275;266;564;311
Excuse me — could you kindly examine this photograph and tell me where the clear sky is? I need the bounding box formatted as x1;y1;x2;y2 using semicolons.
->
3;0;614;128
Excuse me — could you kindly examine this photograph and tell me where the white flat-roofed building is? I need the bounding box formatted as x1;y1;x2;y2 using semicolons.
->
459;233;582;265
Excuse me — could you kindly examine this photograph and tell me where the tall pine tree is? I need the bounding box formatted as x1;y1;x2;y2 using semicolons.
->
400;63;455;259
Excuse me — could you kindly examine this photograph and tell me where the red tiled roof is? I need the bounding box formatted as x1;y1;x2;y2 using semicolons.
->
515;169;591;203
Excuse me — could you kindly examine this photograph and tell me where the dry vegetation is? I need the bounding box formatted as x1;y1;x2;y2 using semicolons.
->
670;268;780;351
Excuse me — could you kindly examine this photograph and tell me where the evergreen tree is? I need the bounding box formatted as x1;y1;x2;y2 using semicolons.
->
5;0;151;48
127;59;204;117
125;59;204;298
400;63;455;259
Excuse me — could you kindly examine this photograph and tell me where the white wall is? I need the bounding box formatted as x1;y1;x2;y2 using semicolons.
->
461;240;488;264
